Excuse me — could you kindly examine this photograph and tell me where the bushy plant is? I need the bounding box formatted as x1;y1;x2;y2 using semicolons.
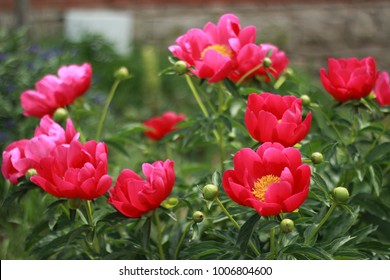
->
1;14;390;260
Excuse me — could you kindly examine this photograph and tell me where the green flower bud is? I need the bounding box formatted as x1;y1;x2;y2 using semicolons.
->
263;57;272;68
173;60;188;75
280;218;295;233
333;187;349;204
53;107;69;123
300;95;311;106
311;152;324;164
161;197;179;209
192;211;205;223
25;168;37;182
114;67;131;80
202;184;219;201
68;198;82;210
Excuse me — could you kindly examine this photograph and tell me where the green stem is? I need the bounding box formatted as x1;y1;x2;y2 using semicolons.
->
216;198;261;256
236;62;264;86
217;83;226;172
269;219;276;256
305;202;337;245
153;210;165;260
174;221;194;259
84;200;100;255
185;74;209;118
95;79;121;140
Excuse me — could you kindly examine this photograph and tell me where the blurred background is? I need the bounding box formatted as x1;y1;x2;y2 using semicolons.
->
1;0;390;259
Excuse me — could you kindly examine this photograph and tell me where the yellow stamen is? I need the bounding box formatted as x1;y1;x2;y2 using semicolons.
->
201;44;233;59
252;175;280;201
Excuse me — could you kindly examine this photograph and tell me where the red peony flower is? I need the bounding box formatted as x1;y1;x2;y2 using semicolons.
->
320;57;378;102
245;93;312;147
229;43;289;83
1;140;31;184
144;111;186;141
108;160;175;218
20;63;92;117
374;71;390;107
169;13;256;83
31;140;112;200
222;142;311;216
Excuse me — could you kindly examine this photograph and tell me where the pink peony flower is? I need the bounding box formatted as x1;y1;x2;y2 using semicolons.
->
229;43;289;83
31;140;112;200
374;71;390;106
144;111;186;141
20;63;92;117
320;57;378;102
245;93;312;147
169;13;256;83
108;160;175;218
1;140;32;184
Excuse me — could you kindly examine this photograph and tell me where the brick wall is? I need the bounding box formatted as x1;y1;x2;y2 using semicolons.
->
1;0;390;71
1;0;385;11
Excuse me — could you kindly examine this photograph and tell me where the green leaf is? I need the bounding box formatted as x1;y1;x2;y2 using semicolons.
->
236;212;260;255
212;171;221;187
366;142;390;163
281;244;333;260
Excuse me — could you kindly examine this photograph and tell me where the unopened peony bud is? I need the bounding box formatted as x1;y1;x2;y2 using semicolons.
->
202;184;219;201
280;218;295;233
53;107;69;123
333;187;349;204
300;95;311;106
114;67;131;80
284;68;294;78
263;57;272;68
192;211;205;223
25;168;37;182
311;152;324;164
68;198;82;210
173;60;188;75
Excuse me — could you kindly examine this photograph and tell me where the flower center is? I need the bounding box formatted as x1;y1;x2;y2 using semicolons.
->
201;44;233;59
252;175;280;201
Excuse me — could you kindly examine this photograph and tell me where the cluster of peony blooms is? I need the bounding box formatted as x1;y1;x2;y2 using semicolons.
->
2;63;183;219
169;13;313;216
169;14;288;83
2;13;390;222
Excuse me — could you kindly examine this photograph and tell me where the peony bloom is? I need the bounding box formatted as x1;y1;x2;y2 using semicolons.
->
1;140;32;184
169;13;256;82
21;63;92;117
229;43;289;83
374;71;390;106
222;142;311;216
320;57;378;102
144;111;186;141
108;160;175;218
31;140;112;200
245;93;312;147
25;115;79;167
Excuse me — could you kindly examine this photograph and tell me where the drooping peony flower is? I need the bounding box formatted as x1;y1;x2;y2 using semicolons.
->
229;43;289;83
31;140;112;200
320;57;378;102
169;13;256;83
144;111;186;141
21;63;92;117
222;142;311;216
1;140;32;184
108;160;175;218
374;71;390;106
245;93;312;147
